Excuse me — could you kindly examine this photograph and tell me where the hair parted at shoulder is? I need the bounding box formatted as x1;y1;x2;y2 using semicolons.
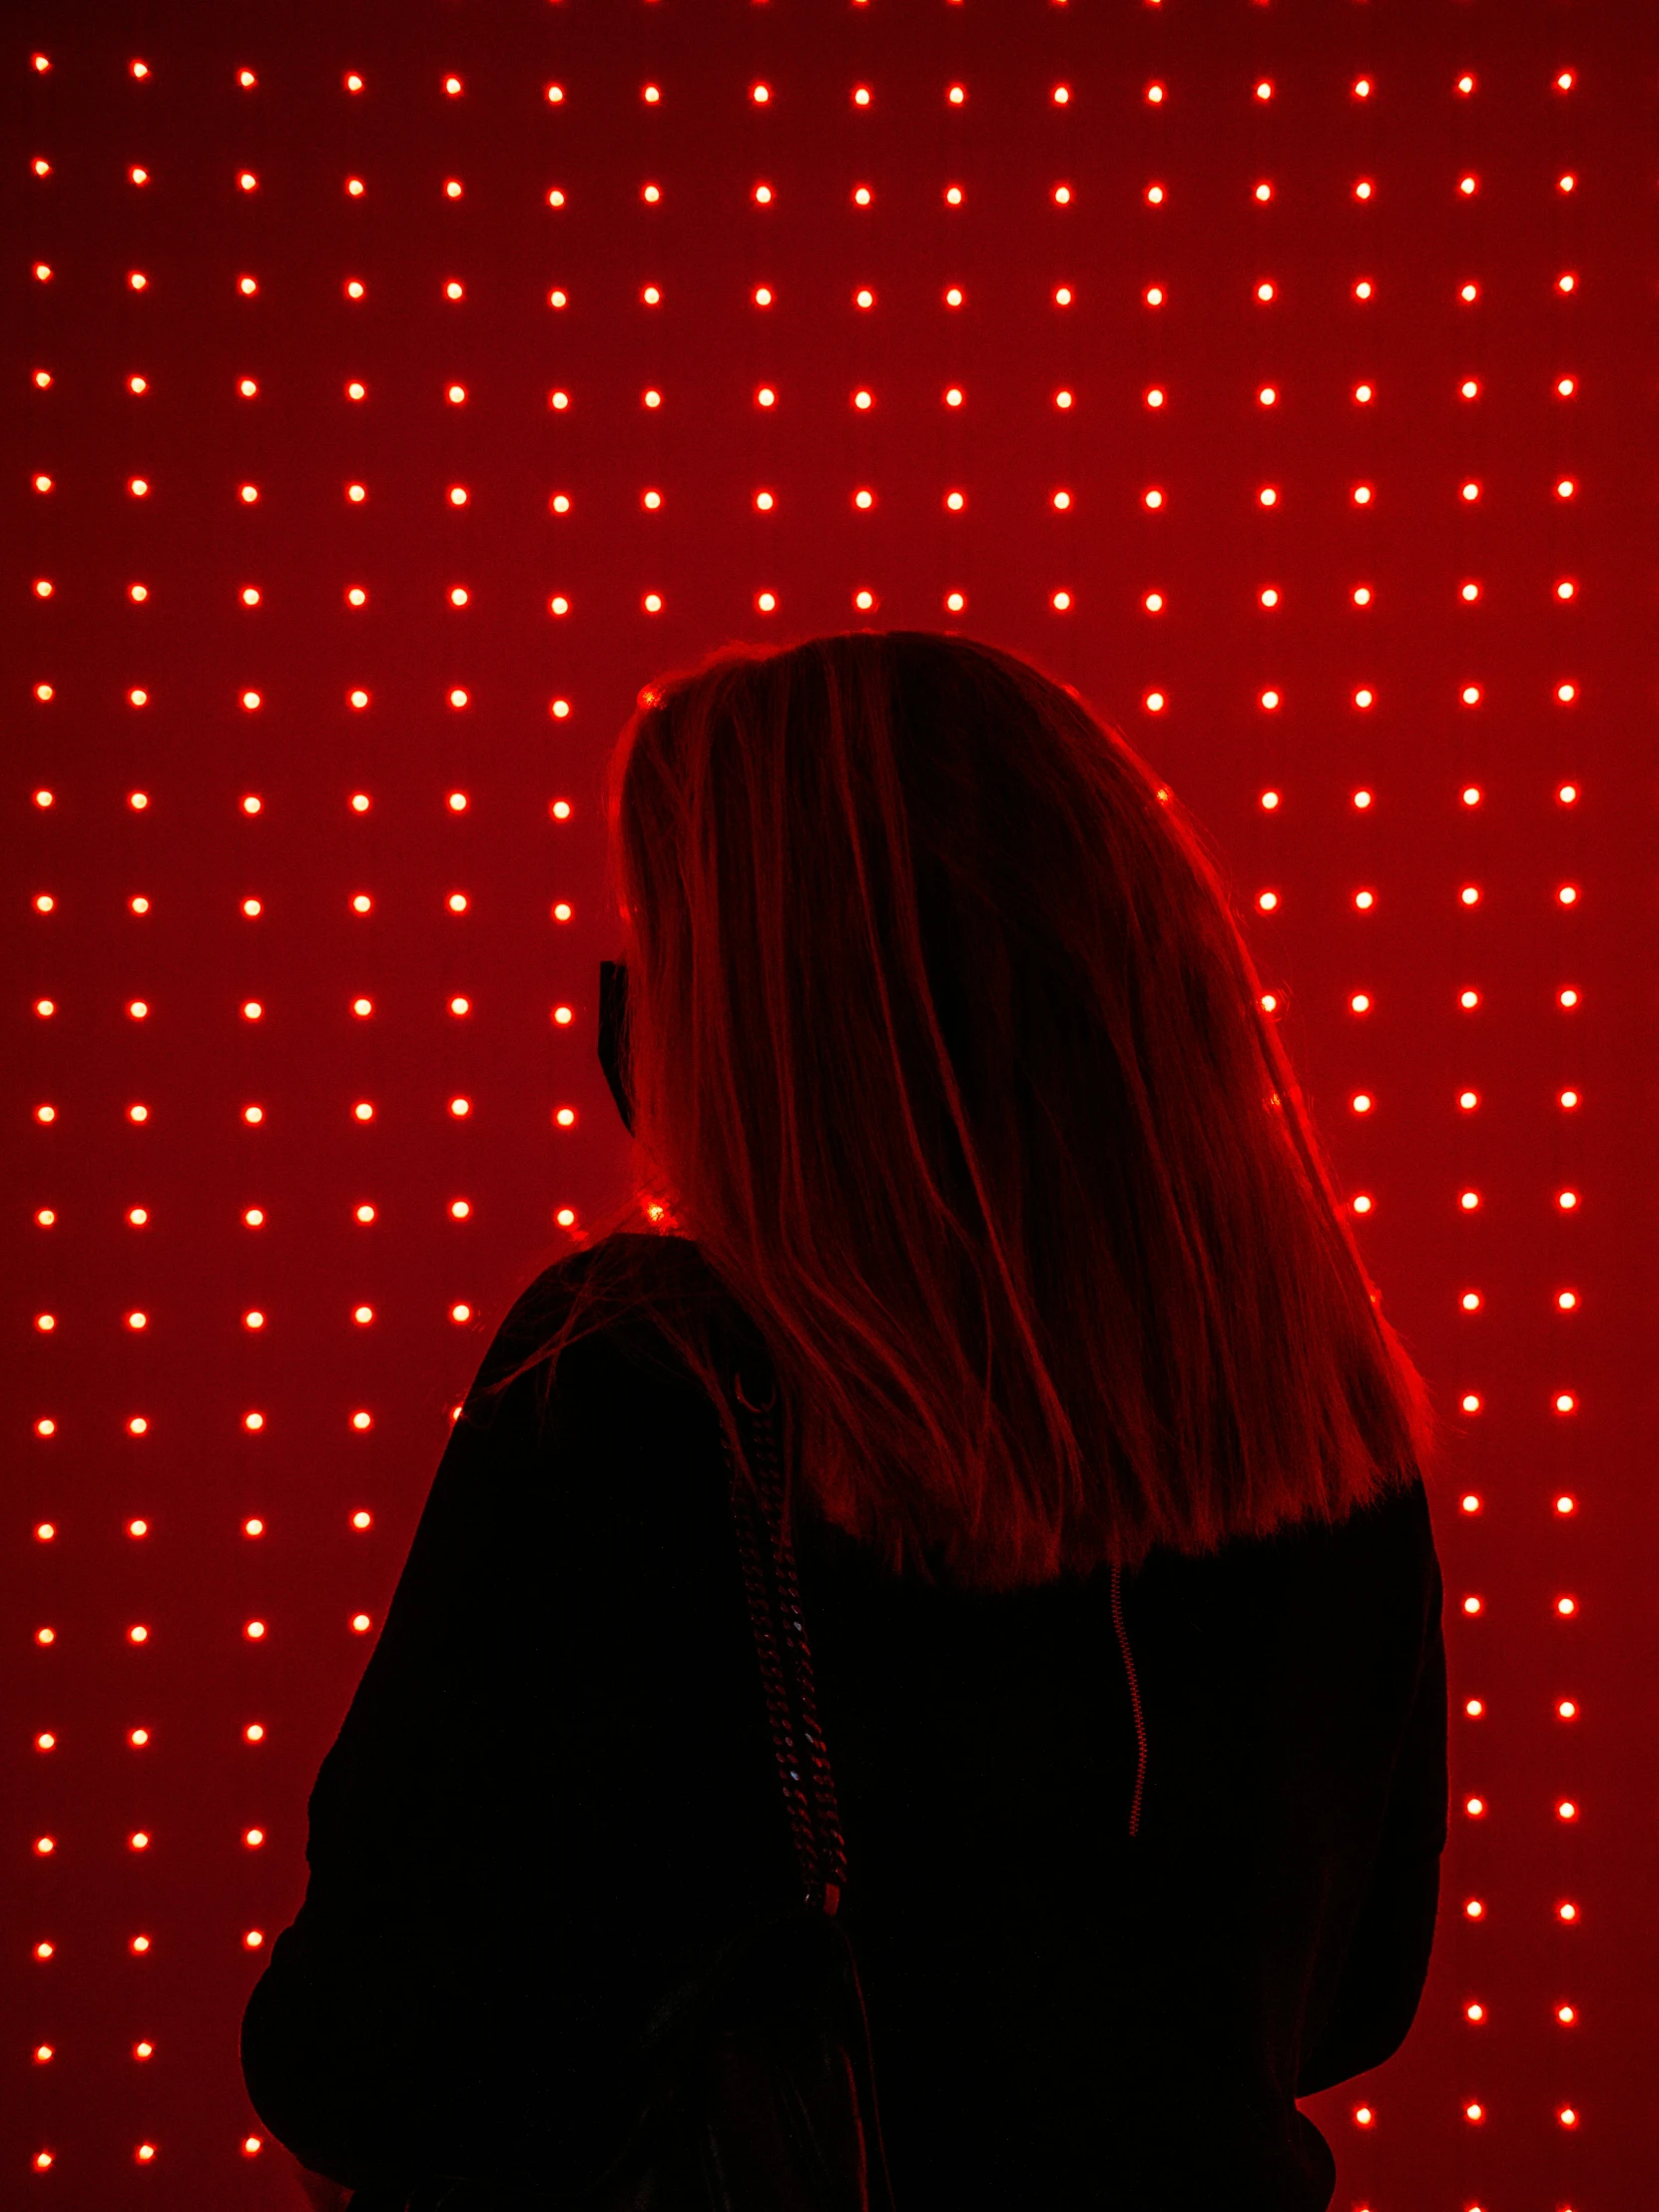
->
481;628;1443;1593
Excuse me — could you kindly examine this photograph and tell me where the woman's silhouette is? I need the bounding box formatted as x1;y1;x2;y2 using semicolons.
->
244;630;1447;2210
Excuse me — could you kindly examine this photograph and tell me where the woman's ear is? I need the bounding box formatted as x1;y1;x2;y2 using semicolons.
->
598;960;635;1135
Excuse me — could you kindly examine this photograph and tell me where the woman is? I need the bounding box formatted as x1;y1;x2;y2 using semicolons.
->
243;630;1447;2209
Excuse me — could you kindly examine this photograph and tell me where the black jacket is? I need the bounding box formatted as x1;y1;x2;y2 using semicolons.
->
241;1234;1447;2210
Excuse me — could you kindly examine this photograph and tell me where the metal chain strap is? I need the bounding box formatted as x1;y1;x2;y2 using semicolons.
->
721;1361;847;1916
749;1394;849;1910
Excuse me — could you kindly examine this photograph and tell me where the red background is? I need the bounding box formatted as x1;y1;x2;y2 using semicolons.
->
5;3;1656;2206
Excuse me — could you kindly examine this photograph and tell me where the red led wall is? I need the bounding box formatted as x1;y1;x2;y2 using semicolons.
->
5;2;1657;2206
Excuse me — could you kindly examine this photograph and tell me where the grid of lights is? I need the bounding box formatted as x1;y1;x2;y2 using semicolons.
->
15;29;1611;2200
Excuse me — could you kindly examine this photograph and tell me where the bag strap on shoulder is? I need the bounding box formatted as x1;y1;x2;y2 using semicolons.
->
719;1341;848;1919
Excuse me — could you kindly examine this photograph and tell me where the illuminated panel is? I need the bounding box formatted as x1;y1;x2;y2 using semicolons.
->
3;6;1654;2207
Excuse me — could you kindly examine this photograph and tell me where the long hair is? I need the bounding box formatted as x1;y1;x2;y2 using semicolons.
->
482;629;1442;1592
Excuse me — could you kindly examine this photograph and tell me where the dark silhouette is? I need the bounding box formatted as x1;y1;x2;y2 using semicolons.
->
243;631;1447;2210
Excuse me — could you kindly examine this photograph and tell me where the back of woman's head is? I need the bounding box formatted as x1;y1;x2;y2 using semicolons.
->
503;628;1441;1591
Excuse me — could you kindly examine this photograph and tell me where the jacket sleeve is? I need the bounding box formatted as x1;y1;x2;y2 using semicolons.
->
1295;1536;1448;2097
239;1268;603;2194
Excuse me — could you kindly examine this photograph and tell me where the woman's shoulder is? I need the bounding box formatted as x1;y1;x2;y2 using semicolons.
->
476;1233;728;1408
506;1231;712;1326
